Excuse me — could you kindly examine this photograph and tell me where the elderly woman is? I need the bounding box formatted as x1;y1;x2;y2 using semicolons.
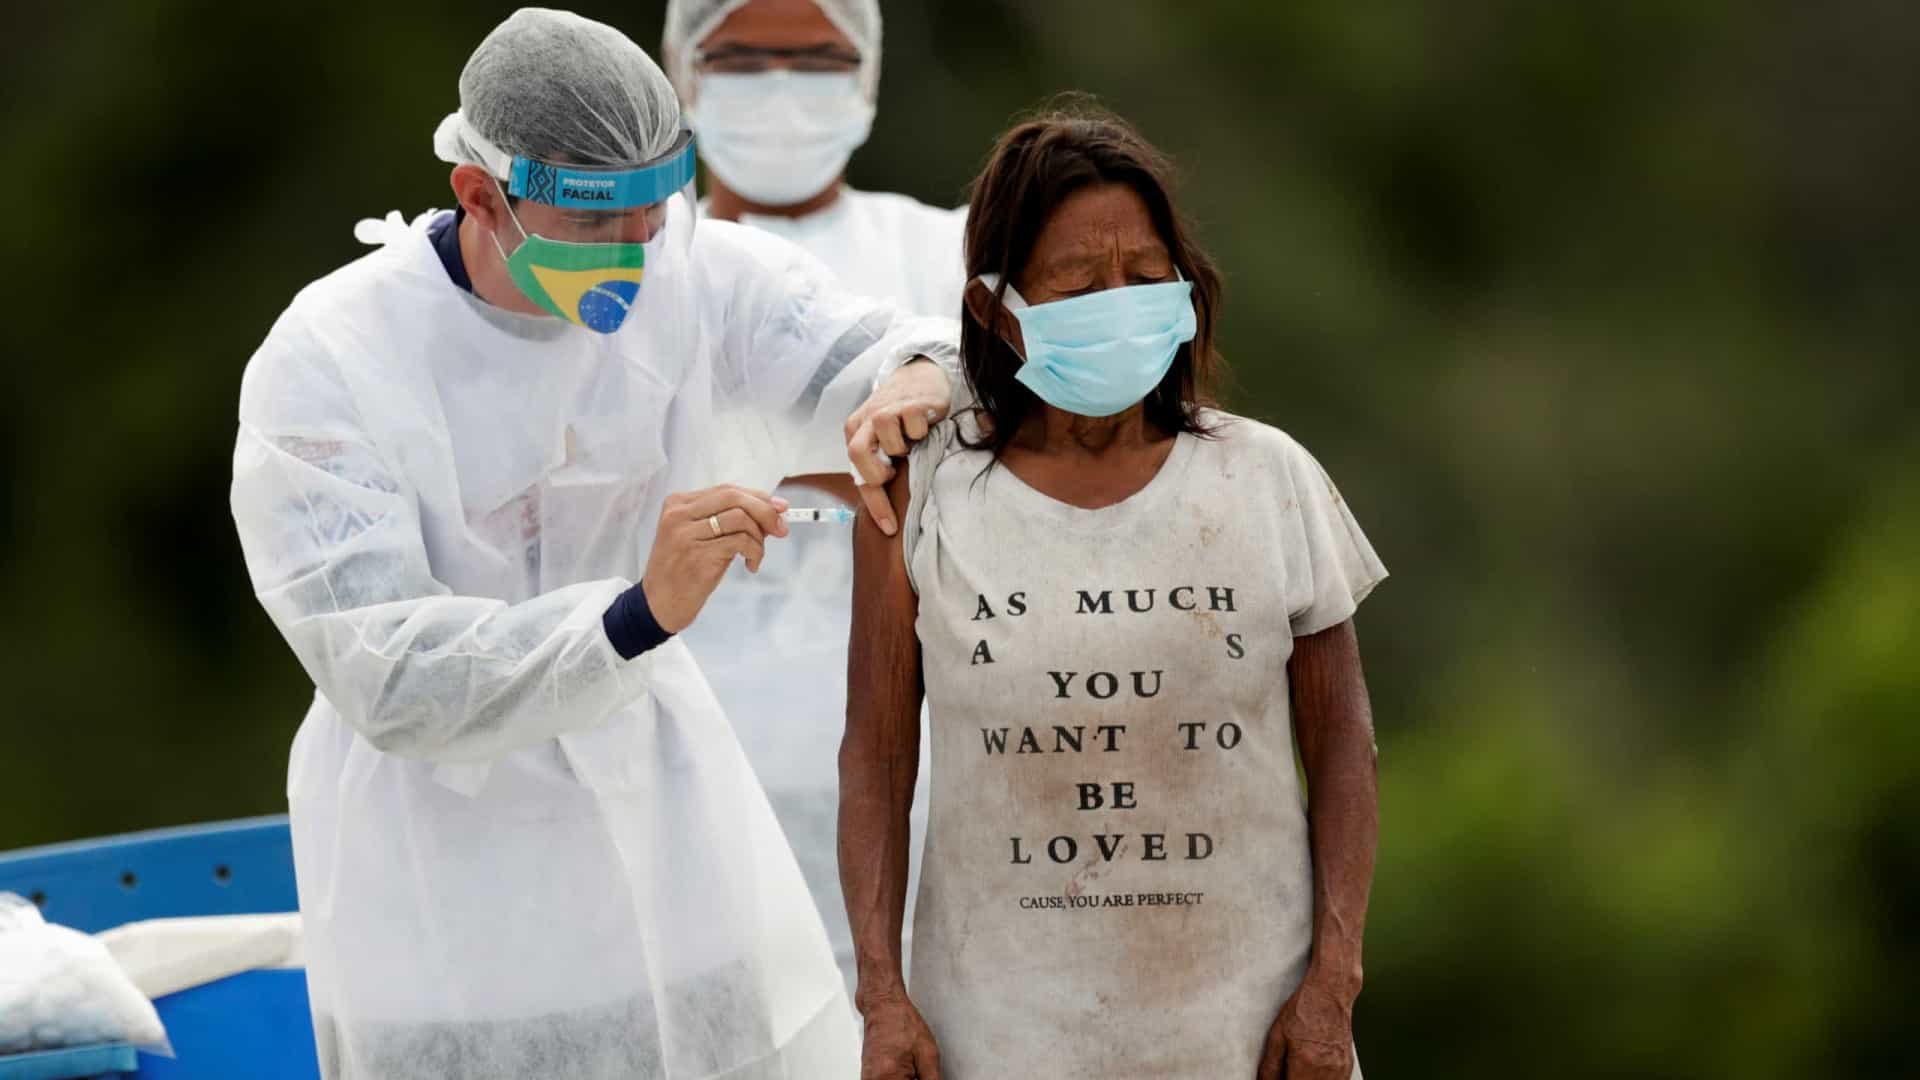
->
838;106;1387;1080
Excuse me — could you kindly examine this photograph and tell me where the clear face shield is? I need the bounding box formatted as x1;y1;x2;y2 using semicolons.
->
453;117;701;334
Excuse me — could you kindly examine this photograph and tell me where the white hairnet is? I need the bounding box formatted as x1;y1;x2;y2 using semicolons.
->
662;0;883;98
436;7;684;171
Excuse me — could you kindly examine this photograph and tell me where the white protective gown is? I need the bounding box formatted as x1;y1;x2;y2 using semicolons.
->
728;190;967;320
678;189;966;990
229;202;957;1080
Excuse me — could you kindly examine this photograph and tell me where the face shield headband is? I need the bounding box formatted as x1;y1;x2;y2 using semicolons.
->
504;129;698;210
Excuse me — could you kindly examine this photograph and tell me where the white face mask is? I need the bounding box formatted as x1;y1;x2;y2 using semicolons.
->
687;71;876;207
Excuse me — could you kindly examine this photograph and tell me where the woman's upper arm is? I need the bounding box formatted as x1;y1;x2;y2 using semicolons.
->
1287;618;1373;770
847;462;923;729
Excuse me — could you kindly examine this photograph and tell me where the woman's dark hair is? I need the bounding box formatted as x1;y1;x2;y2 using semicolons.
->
960;99;1226;458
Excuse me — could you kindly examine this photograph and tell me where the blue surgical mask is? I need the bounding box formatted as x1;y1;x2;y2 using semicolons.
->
978;273;1199;418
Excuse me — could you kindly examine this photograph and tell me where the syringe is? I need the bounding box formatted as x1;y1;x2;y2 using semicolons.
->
781;507;857;525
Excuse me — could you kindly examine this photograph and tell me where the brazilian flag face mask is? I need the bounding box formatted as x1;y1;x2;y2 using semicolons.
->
491;199;653;333
481;130;698;335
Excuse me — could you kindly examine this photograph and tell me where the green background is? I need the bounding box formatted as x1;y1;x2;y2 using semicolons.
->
2;2;1915;1075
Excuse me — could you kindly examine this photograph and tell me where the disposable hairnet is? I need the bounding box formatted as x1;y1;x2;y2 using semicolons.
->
436;7;683;171
663;0;883;98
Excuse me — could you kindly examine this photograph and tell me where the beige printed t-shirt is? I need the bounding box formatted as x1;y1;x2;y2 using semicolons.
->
900;410;1385;1079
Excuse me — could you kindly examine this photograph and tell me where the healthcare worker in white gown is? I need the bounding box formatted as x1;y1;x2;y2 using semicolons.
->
228;10;957;1079
663;0;964;992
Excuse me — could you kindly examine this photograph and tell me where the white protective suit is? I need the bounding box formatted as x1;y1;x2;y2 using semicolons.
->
229;198;957;1079
678;189;966;991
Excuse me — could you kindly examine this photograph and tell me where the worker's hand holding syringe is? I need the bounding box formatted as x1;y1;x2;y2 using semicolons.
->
638;486;855;632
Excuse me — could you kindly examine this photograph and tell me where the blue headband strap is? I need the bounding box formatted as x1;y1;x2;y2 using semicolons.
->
507;131;697;210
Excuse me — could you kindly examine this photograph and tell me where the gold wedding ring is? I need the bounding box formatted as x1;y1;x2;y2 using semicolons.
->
708;514;723;537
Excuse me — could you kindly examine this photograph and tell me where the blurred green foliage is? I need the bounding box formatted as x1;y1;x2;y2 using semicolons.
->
0;2;1913;1076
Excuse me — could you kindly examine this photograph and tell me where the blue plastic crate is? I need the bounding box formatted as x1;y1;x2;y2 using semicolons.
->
0;818;297;934
0;1044;137;1080
136;969;318;1080
1;819;319;1078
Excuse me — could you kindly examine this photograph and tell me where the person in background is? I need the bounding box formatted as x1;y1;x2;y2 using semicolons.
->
840;105;1385;1080
230;9;960;1078
664;0;964;316
662;0;962;991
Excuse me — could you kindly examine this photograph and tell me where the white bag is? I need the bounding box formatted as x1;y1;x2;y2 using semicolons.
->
97;913;302;1000
0;893;169;1056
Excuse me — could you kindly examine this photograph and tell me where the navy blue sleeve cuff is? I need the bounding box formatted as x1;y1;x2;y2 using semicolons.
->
603;581;674;660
